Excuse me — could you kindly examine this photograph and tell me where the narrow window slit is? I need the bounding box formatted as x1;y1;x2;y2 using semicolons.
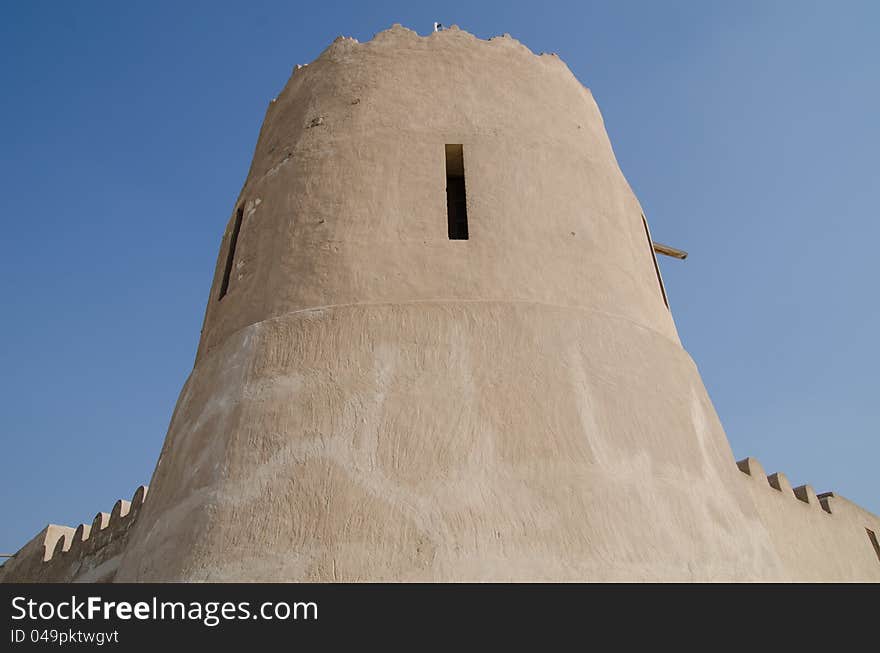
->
218;205;244;301
642;214;668;308
445;144;468;240
868;528;880;563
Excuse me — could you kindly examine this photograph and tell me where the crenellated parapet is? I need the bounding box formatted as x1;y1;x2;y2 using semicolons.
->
735;457;880;580
736;457;830;514
0;485;148;583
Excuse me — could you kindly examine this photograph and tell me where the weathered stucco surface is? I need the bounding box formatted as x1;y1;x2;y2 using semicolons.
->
3;25;878;582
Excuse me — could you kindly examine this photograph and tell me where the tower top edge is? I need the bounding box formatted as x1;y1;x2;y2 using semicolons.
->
291;23;578;84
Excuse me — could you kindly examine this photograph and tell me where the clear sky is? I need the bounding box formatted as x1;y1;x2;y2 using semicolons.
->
1;1;878;554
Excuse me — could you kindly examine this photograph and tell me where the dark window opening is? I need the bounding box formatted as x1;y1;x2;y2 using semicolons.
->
868;528;880;562
446;144;468;240
218;205;244;301
642;214;669;309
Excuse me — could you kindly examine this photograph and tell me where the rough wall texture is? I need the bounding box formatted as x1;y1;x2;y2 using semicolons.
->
3;25;878;582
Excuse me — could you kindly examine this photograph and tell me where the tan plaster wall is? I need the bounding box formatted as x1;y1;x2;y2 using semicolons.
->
116;303;787;581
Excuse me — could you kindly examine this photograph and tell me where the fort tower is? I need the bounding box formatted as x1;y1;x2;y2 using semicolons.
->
3;25;878;583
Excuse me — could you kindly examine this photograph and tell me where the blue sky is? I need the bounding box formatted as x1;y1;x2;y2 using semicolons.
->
1;1;877;554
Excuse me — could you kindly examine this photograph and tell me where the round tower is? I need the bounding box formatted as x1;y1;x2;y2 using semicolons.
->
117;25;785;581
